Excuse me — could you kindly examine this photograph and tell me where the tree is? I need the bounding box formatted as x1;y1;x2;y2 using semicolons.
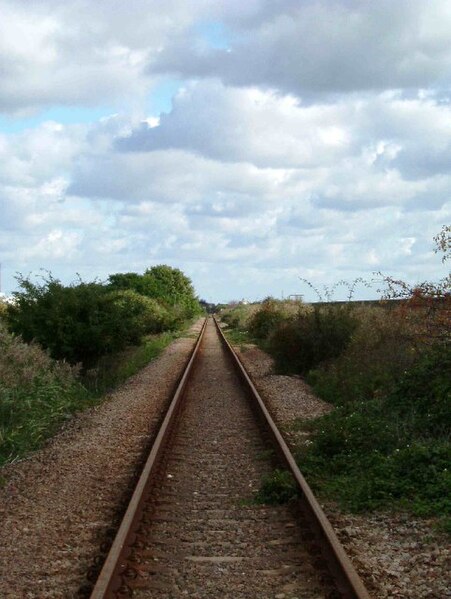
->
108;265;201;321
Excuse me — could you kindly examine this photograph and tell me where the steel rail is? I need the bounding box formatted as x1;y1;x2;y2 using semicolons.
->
213;316;371;599
90;315;371;598
90;317;208;599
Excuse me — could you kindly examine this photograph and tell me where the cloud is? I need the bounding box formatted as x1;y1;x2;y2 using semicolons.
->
114;81;451;213
0;0;204;114
117;80;354;169
2;0;451;119
151;0;451;97
0;1;450;301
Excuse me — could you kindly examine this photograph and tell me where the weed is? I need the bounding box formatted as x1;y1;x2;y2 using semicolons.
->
247;298;287;340
254;469;299;505
268;305;358;375
0;323;186;465
256;448;275;461
306;305;419;406
296;346;451;528
223;328;253;347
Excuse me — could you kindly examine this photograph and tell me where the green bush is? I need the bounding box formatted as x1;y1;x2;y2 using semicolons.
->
220;303;255;330
107;290;171;335
298;346;451;522
0;324;91;465
108;265;201;323
388;345;451;436
268;305;358;374
247;298;287;340
307;307;419;405
6;275;166;367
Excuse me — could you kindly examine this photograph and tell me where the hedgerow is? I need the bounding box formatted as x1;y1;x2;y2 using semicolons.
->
1;264;201;465
108;265;201;324
298;345;451;523
6;266;201;368
268;305;358;375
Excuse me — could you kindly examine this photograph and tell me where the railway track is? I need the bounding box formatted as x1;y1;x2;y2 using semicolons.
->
89;317;371;598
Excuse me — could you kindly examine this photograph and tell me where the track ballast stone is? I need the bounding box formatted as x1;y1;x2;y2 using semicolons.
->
122;319;337;598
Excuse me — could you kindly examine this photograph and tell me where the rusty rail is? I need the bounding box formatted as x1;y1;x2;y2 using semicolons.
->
90;317;208;598
90;316;371;598
213;316;371;599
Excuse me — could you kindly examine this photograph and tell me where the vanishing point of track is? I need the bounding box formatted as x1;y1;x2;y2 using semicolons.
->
89;317;371;599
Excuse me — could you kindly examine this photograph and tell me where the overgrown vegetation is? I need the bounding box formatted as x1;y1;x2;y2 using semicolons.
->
83;330;180;395
0;323;93;465
1;265;201;465
254;469;299;505
298;345;450;530
108;265;200;327
6;266;201;368
221;227;450;530
268;304;358;375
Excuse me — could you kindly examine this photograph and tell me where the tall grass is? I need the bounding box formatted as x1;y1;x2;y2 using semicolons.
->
0;324;93;465
298;345;451;529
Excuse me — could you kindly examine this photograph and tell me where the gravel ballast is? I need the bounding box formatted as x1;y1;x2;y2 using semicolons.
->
234;341;451;599
0;322;448;598
0;321;203;598
127;319;337;598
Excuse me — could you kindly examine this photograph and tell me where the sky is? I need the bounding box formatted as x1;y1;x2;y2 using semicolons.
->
0;0;450;303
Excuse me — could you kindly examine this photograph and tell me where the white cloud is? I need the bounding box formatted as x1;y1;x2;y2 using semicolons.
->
0;0;190;114
153;0;451;97
0;0;450;301
118;81;355;168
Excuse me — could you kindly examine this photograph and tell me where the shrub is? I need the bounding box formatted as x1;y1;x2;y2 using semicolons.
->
298;346;451;521
387;344;451;437
0;324;90;465
6;275;165;367
107;290;171;335
307;306;420;405
220;303;256;330
268;305;358;374
247;298;288;340
108;265;201;322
